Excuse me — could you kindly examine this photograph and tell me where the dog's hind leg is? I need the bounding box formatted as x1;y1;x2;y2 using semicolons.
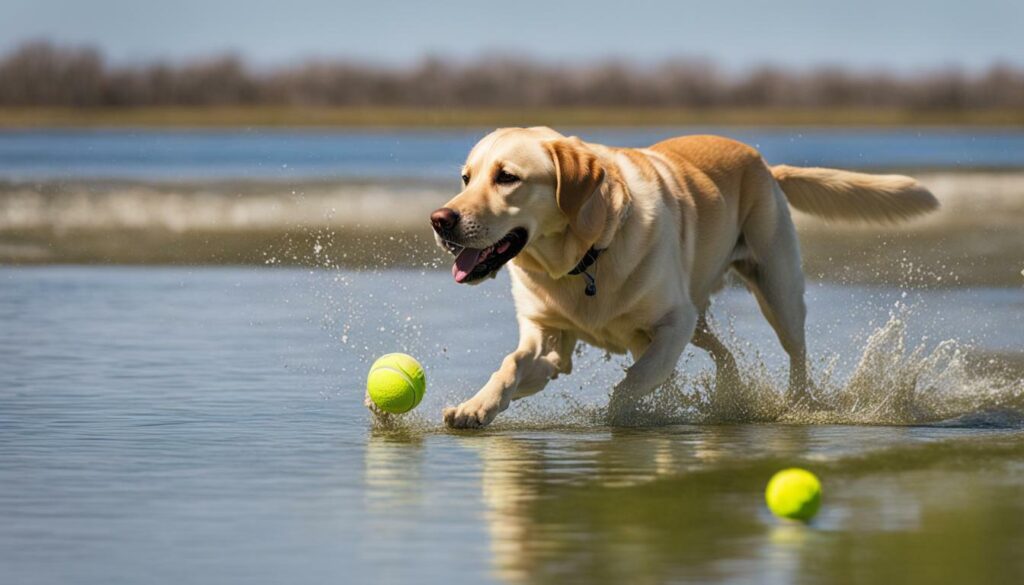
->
733;257;809;404
690;313;740;389
734;178;812;406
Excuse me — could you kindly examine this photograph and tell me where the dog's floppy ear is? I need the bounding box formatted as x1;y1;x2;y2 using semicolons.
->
543;138;607;243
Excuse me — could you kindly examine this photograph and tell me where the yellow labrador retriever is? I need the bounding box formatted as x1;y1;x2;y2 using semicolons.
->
424;127;937;428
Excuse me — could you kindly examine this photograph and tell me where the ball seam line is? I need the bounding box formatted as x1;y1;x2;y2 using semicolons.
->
370;365;417;393
377;354;424;386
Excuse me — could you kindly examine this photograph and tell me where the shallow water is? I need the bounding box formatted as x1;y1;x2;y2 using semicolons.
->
3;128;1024;180
1;266;1022;584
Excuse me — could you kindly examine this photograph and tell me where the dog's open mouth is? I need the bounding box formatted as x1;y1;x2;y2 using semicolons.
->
449;228;528;283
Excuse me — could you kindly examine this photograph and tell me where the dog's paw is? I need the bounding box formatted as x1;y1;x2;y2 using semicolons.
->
443;398;500;429
605;395;643;427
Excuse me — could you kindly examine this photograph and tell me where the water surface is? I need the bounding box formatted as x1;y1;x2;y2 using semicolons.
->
1;266;1022;584
2;128;1024;180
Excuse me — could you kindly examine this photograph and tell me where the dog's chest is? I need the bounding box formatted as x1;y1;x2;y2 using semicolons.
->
574;314;651;355
513;274;657;354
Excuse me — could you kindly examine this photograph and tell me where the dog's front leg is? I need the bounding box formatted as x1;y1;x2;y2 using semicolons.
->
444;321;568;429
607;307;696;425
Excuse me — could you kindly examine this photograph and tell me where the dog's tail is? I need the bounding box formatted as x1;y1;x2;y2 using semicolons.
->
771;164;939;224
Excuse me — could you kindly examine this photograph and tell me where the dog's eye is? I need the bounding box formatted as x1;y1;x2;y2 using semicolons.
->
495;170;520;185
461;174;470;185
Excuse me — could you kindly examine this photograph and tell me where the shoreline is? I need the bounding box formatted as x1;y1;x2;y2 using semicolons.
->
2;106;1024;129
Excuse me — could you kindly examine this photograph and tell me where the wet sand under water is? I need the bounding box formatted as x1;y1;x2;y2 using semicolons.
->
1;266;1022;584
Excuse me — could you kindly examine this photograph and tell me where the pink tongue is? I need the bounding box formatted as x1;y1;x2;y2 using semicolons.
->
452;247;484;283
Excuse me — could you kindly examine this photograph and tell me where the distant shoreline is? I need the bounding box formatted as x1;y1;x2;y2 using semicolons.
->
2;107;1024;129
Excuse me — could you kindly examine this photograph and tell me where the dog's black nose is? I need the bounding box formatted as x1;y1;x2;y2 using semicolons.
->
430;207;460;232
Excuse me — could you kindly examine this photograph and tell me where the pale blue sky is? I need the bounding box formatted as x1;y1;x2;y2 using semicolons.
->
3;0;1022;70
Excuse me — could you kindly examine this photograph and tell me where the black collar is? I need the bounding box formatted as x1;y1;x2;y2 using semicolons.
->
568;247;602;296
568;247;602;275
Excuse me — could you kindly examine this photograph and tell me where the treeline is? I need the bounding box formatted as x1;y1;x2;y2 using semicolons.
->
2;41;1023;109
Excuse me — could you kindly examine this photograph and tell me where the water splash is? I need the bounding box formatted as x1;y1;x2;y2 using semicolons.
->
422;305;1024;431
802;311;1023;425
702;308;1020;426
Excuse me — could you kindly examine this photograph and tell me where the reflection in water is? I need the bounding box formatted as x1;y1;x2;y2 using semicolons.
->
366;427;1024;585
364;428;426;511
467;428;773;585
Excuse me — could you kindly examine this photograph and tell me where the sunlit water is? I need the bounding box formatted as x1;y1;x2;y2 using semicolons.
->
1;266;1022;584
2;128;1024;180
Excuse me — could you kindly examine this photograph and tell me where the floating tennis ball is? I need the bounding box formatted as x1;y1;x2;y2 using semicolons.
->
765;468;821;521
366;353;426;414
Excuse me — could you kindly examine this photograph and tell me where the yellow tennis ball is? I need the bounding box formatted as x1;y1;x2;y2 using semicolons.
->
765;468;821;521
366;353;426;414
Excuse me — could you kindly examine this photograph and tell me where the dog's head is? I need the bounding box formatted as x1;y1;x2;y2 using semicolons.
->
431;127;609;284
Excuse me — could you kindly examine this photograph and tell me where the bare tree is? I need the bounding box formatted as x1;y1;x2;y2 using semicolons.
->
1;41;1021;110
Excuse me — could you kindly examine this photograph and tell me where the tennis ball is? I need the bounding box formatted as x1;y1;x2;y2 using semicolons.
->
765;468;821;522
366;353;426;414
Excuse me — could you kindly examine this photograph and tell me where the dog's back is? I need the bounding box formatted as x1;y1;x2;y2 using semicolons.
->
650;134;939;225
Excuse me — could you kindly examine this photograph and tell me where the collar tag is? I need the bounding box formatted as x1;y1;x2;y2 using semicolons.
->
569;247;601;296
